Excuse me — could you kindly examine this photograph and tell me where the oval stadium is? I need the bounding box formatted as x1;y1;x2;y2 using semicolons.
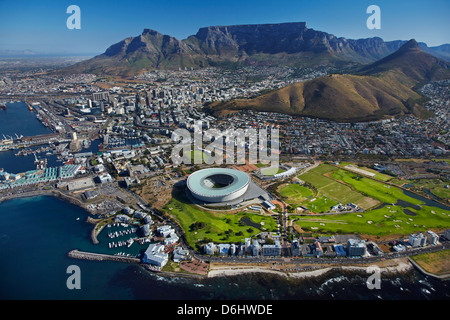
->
187;168;250;203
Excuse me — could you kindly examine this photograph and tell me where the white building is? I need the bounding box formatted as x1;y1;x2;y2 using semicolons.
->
347;239;367;257
142;243;168;267
204;242;216;255
262;240;281;256
157;225;176;238
426;231;439;245
97;173;112;183
409;233;427;247
163;233;179;245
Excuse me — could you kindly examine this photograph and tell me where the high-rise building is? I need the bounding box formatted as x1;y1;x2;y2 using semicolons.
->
426;231;439;245
93;91;109;101
262;241;281;256
409;233;427;247
346;239;367;257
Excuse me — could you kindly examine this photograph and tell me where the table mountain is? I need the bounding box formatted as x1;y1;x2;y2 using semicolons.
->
58;22;447;76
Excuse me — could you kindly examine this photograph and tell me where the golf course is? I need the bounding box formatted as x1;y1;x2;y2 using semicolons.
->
286;163;450;237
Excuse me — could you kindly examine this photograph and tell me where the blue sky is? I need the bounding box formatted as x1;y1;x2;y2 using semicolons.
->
0;0;449;55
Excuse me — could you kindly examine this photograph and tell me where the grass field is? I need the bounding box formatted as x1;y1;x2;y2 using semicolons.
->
278;184;314;202
298;164;378;209
293;163;450;237
261;167;285;176
336;162;393;182
410;250;450;276
407;179;450;200
330;169;423;205
278;183;338;213
163;190;278;250
293;203;450;236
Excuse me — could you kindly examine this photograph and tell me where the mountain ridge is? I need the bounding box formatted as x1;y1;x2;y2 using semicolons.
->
57;22;450;76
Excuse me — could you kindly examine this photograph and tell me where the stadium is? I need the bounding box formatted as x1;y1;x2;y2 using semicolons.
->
187;168;250;203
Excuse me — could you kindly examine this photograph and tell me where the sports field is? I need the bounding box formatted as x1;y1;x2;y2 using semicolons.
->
298;163;379;209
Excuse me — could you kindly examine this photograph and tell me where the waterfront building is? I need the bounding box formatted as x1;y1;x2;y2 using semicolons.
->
142;243;168;267
114;214;131;223
262;240;281;256
157;225;176;238
409;233;427;247
313;241;323;257
426;231;439;245
218;244;230;256
346;239;367;257
291;239;301;256
173;247;190;262
141;224;151;237
251;240;261;256
163;232;179;245
333;244;346;257
204;242;216;255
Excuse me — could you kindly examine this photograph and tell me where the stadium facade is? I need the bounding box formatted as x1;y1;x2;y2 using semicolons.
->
187;168;250;203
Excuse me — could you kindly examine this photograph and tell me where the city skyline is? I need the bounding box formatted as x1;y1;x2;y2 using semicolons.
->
0;0;449;55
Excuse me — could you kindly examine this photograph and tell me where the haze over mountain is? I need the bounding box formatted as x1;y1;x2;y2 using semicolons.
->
207;40;450;122
58;22;450;77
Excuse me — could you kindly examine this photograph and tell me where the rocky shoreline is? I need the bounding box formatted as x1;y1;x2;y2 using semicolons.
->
207;258;414;279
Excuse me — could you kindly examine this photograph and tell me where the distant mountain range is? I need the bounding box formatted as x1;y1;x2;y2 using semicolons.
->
57;22;450;76
207;40;450;122
0;49;40;57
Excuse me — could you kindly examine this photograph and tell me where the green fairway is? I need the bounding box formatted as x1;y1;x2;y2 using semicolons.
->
163;191;278;250
331;169;423;205
278;183;338;213
279;183;314;201
261;167;285;176
293;204;450;236
406;179;450;200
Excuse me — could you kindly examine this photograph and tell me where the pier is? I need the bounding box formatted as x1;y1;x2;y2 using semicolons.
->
67;249;141;264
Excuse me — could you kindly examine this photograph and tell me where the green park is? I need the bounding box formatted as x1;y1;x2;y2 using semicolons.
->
287;163;450;237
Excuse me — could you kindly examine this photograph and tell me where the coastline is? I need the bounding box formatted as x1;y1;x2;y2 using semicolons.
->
0;188;94;213
207;258;414;279
2;189;448;282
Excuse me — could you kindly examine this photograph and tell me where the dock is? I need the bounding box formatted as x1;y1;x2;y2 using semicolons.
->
67;249;141;264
